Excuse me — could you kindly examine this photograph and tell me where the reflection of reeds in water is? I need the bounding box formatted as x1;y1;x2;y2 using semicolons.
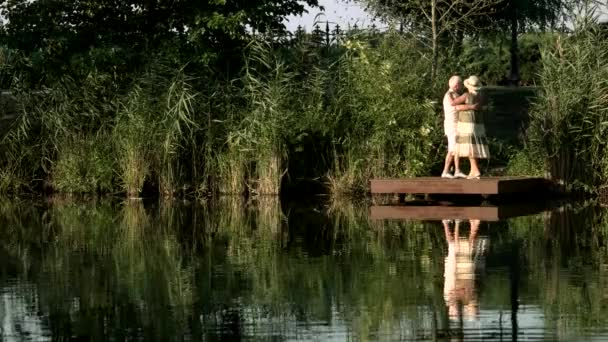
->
114;199;147;306
327;197;389;250
20;199;608;339
248;197;285;312
0;198;48;275
115;199;194;324
0;198;197;334
50;199;116;255
196;196;293;321
37;200;118;313
203;196;285;242
328;198;443;267
121;199;148;243
255;196;284;239
202;196;249;239
508;203;608;337
324;200;450;338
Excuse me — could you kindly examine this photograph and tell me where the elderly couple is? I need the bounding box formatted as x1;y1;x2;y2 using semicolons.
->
441;75;490;179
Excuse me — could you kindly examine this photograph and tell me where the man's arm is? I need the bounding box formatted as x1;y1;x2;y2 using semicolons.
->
453;94;479;111
449;93;467;106
455;103;478;111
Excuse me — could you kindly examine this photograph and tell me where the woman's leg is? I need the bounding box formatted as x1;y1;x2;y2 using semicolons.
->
469;157;481;176
453;153;468;178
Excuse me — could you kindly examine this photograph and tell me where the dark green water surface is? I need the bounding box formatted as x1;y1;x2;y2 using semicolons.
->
1;198;608;341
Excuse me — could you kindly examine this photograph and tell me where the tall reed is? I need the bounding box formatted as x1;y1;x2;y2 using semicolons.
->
239;40;292;195
156;73;197;196
2;73;119;193
112;64;198;197
114;84;152;197
525;11;608;192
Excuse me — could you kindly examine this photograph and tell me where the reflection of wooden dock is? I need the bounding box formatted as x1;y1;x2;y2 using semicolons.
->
370;177;550;196
370;203;547;221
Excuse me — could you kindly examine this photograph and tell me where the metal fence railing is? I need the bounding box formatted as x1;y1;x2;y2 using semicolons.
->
252;21;405;46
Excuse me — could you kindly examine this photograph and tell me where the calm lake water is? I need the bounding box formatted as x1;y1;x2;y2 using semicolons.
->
1;197;608;341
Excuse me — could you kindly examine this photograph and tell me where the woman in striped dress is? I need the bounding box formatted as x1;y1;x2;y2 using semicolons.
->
455;76;490;179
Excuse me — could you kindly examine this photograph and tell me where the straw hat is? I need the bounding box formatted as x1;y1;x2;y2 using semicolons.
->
464;76;482;92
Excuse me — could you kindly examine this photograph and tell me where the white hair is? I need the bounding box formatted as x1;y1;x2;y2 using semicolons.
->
448;75;462;89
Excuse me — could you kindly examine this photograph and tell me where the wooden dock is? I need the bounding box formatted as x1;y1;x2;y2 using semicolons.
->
370;177;550;196
370;203;547;221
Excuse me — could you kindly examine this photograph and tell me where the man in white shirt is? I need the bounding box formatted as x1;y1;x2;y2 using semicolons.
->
441;76;477;178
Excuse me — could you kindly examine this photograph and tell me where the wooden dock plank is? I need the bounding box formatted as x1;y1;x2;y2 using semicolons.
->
370;203;547;221
370;177;548;195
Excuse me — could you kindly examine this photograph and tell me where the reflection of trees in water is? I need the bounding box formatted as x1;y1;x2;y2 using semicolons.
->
0;198;196;340
0;198;455;340
511;203;608;339
3;198;608;340
198;199;452;340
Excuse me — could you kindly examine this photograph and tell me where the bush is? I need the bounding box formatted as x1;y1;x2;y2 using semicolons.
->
326;32;445;194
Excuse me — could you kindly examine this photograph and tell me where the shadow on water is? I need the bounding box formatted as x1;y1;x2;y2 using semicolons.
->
1;197;608;340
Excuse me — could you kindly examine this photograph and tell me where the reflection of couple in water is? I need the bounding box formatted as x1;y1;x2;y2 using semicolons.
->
442;219;489;321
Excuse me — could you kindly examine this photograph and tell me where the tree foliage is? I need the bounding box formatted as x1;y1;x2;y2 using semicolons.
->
356;0;569;35
0;0;319;64
352;0;572;83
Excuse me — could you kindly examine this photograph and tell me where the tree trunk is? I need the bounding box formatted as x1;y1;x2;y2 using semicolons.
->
509;1;520;85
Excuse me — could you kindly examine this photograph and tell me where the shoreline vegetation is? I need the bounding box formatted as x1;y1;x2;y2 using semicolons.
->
0;3;607;199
